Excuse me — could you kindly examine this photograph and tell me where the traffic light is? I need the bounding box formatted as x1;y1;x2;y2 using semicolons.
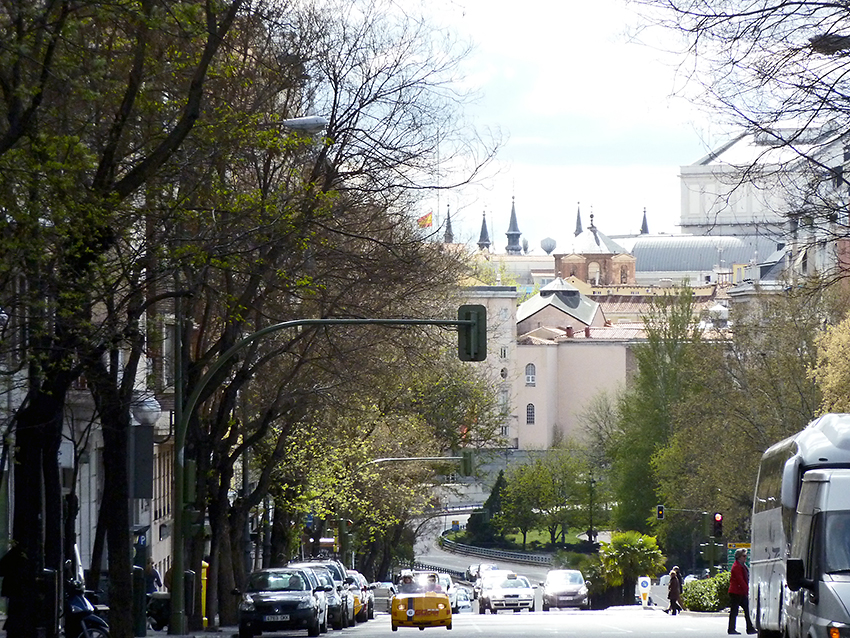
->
458;305;487;361
460;450;474;476
712;512;723;537
656;505;665;520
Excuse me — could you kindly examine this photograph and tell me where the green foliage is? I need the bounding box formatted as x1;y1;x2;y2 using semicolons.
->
681;570;730;612
597;531;666;588
613;288;705;532
493;463;541;549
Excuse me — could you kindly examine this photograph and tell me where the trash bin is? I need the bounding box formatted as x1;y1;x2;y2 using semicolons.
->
132;565;146;636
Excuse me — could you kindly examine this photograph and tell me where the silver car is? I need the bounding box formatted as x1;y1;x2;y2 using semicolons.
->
478;571;536;614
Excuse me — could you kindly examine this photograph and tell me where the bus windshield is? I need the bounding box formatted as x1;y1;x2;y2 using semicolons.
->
825;512;850;573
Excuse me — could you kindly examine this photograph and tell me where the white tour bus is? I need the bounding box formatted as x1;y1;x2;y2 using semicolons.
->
751;414;850;638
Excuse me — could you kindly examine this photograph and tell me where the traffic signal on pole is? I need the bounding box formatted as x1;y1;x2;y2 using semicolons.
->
656;505;665;520
712;512;723;537
460;450;474;476
458;305;487;361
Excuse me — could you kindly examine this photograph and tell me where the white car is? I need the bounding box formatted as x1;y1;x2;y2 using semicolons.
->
478;572;536;614
437;573;459;613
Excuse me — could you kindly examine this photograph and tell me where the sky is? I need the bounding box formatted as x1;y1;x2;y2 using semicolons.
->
419;0;728;253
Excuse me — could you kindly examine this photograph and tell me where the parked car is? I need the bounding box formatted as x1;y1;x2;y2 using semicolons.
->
236;567;330;638
540;569;590;611
295;559;355;628
478;571;535;614
289;563;343;630
390;570;452;631
348;569;375;621
371;581;397;613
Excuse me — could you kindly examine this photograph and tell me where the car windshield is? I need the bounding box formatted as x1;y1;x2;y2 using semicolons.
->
439;575;451;588
322;563;343;581
312;571;333;587
824;511;850;573
496;576;529;589
549;572;584;585
247;572;308;592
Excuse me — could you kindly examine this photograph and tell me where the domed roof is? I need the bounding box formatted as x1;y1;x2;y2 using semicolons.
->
559;215;627;256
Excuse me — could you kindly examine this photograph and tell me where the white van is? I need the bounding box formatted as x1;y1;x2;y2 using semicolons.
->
751;414;850;638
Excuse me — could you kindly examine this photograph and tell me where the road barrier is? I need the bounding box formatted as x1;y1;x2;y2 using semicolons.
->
438;536;553;565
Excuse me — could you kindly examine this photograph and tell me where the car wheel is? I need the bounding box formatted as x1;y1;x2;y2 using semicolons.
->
543;601;550;611
478;602;486;615
392;623;398;632
320;612;328;634
332;613;343;631
239;624;253;638
530;601;535;613
368;602;374;620
308;616;321;637
491;607;498;614
447;623;452;630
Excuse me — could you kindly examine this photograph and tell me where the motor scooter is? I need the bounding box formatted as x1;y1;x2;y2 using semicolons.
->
147;591;170;630
64;574;109;638
64;549;110;638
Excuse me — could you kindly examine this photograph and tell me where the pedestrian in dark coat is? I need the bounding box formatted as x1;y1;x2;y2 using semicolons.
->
728;548;757;634
665;566;683;614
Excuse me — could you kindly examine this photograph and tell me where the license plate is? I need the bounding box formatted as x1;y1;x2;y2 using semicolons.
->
417;610;438;616
264;614;289;622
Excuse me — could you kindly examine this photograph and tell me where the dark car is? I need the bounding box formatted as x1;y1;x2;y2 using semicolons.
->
236;567;329;638
540;569;590;611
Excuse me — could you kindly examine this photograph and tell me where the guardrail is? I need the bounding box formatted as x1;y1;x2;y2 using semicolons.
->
438;537;553;566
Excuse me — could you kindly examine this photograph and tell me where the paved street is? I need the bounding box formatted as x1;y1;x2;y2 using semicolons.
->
141;605;726;638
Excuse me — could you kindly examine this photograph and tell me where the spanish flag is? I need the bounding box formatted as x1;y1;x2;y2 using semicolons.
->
417;212;433;228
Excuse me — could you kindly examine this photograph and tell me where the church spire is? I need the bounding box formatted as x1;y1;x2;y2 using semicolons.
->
640;207;649;234
443;204;454;243
477;212;491;251
505;196;522;254
575;202;583;237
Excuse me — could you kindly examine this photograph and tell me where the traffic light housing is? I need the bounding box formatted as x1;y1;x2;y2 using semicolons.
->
656;505;665;520
458;305;487;361
460;450;474;476
712;512;723;537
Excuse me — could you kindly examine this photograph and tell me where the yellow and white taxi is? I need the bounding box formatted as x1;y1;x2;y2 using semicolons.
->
390;571;452;631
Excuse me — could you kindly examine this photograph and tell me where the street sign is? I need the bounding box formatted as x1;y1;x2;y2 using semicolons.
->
638;576;652;607
727;542;751;569
451;520;459;531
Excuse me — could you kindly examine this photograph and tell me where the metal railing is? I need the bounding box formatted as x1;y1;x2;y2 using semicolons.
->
438;537;553;565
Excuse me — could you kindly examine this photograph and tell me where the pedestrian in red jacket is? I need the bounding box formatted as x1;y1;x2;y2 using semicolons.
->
728;548;756;634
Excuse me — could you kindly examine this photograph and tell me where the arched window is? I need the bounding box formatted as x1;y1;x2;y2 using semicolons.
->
526;404;535;424
525;363;536;386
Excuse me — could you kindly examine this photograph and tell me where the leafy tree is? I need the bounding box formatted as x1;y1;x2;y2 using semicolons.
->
595;531;666;605
654;286;831;566
612;288;704;532
494;463;541;550
0;2;246;635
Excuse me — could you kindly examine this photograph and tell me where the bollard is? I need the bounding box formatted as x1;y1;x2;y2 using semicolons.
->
132;565;147;636
201;560;208;627
184;569;196;617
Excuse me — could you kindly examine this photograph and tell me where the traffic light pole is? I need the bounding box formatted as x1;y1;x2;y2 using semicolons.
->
170;312;484;633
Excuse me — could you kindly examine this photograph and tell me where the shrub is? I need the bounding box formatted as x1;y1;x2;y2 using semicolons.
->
681;571;730;612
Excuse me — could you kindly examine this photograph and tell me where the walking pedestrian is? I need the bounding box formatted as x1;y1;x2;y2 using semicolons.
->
728;548;757;634
664;566;683;615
